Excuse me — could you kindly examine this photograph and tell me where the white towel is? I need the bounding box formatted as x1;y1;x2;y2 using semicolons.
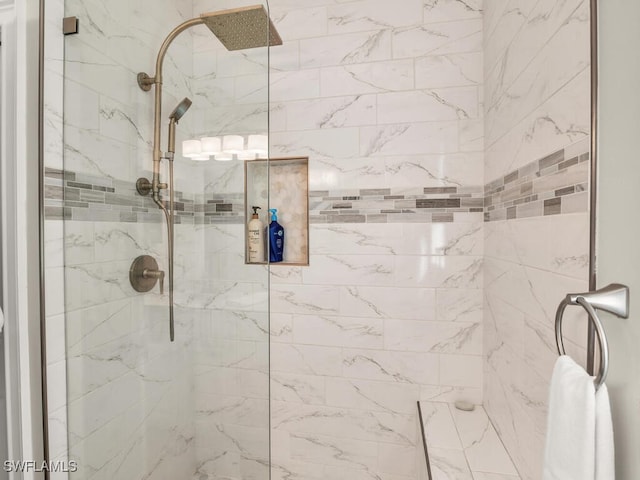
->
542;355;615;480
595;384;615;480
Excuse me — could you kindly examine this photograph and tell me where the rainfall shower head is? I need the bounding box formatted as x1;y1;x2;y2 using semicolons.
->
169;97;192;123
200;5;283;51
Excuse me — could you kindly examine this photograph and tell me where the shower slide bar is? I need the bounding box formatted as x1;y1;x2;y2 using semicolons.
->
555;283;630;391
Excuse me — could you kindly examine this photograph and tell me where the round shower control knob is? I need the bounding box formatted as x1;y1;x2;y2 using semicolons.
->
130;255;164;294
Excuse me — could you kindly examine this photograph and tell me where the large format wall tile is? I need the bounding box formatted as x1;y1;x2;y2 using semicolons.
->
483;0;590;477
268;2;485;479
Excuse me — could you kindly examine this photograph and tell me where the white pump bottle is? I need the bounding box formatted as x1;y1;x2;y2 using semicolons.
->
248;206;265;263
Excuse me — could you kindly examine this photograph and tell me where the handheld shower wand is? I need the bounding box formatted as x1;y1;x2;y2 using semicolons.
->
138;97;191;342
168;98;192;155
161;97;192;342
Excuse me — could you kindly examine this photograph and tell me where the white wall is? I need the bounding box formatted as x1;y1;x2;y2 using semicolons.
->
597;2;640;478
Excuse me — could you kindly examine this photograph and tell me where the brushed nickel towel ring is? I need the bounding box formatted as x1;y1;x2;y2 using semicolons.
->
555;283;629;391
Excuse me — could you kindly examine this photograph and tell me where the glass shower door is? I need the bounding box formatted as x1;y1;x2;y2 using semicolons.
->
58;1;271;478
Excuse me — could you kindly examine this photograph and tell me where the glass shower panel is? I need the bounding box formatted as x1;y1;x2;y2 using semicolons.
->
60;1;271;478
191;1;272;478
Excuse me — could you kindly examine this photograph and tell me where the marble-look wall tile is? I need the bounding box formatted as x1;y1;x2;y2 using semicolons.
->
272;401;417;445
424;0;483;23
272;343;343;377
282;95;377;130
272;6;328;40
339;285;436;320
270;2;485;478
485;4;589;149
485;70;590;183
483;1;590;476
486;0;586;107
386;153;484;191
344;347;440;389
290;433;379;470
484;213;589;280
484;1;590;183
272;372;326;404
325;378;420;415
384;319;482;355
440;354;483;388
307;157;387;190
360;122;459;156
271;127;361;159
483;1;537;76
270;69;321;102
394;255;482;289
327;0;423;34
377;88;479;124
437;288;483;324
415;53;483;89
303;254;394;286
393;19;483;58
299;30;392;68
271;284;340;315
292;314;384;349
378;443;417;477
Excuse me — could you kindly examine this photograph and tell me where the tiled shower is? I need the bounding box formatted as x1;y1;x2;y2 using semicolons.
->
42;0;591;479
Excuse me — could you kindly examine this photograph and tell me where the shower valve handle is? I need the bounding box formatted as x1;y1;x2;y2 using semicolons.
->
143;268;165;294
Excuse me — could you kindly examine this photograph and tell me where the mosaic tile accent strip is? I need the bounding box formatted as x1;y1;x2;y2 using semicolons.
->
195;192;245;224
484;144;590;222
46;142;589;225
309;186;485;224
44;167;486;225
44;168;243;224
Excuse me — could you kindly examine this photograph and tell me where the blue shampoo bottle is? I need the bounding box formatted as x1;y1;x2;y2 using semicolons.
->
268;209;285;262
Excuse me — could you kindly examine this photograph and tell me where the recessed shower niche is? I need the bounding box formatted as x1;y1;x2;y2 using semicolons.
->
245;157;309;266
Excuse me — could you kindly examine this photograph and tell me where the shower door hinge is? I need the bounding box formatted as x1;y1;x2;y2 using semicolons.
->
62;17;79;36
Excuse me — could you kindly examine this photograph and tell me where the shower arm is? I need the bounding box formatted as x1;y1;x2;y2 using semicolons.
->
138;16;203;193
137;18;203;342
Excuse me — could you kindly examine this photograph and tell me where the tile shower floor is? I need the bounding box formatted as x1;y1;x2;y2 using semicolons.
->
420;402;521;480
